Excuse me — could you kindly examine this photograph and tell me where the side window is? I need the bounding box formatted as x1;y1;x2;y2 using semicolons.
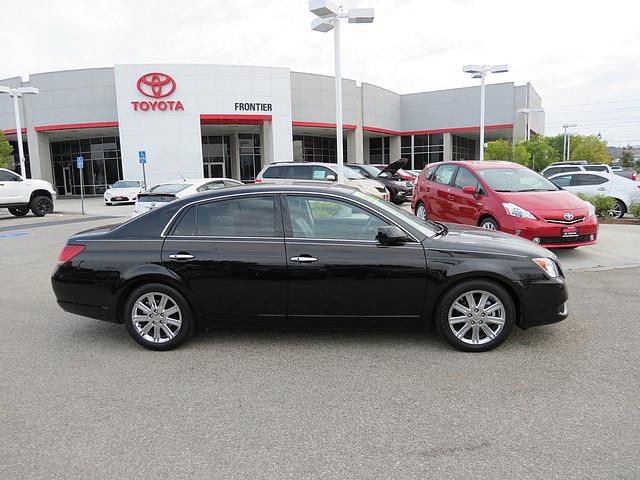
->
543;167;561;178
551;175;572;187
424;166;438;181
452;167;479;189
0;170;20;181
584;165;607;172
196;181;225;192
433;165;458;186
171;196;278;237
574;174;608;186
564;166;581;173
286;195;388;241
285;165;312;180
262;166;285;178
311;166;336;181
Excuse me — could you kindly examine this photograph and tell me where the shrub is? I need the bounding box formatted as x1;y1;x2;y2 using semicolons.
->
629;202;640;222
576;193;616;218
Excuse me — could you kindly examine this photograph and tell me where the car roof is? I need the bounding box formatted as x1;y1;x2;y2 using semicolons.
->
548;171;613;178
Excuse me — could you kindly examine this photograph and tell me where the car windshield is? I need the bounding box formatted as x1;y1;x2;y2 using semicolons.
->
478;168;559;192
149;183;192;194
112;181;140;188
343;166;365;180
353;191;437;238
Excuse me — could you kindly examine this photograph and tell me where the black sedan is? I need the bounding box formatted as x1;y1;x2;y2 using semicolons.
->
52;184;568;352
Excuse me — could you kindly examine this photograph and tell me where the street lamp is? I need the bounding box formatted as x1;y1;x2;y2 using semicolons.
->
309;0;374;183
0;85;39;178
517;107;544;141
562;123;577;161
462;64;509;161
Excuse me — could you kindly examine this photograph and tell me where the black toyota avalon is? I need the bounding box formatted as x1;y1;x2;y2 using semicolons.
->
52;184;568;352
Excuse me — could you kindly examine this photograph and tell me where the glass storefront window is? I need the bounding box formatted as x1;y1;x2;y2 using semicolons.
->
369;137;390;164
8;140;30;178
50;136;123;196
202;135;232;178
292;135;347;164
238;133;261;182
452;135;476;161
399;133;444;169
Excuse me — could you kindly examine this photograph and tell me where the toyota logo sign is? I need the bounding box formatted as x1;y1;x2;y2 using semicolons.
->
564;212;574;221
136;72;176;98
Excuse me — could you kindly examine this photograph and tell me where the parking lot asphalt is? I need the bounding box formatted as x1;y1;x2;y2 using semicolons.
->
0;209;638;479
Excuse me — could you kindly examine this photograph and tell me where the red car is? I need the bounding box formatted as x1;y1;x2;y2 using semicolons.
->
411;161;599;248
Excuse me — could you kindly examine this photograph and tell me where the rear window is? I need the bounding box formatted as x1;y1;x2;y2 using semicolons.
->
170;196;278;237
584;165;608;172
150;183;191;194
285;165;312;179
262;166;285;178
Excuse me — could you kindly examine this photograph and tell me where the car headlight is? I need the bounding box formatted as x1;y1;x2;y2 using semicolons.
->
585;200;595;217
503;202;537;220
532;258;559;278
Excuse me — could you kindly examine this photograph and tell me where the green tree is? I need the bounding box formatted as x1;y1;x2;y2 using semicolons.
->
520;137;560;171
0;131;13;169
620;148;634;168
484;139;512;160
569;135;611;164
512;143;530;166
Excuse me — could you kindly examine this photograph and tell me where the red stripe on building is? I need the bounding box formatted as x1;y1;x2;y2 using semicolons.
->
34;122;119;132
292;121;357;130
363;123;514;136
2;128;27;135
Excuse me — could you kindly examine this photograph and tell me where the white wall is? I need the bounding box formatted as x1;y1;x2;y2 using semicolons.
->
115;64;292;186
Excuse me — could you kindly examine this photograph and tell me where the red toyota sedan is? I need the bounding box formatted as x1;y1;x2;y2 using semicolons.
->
411;161;599;248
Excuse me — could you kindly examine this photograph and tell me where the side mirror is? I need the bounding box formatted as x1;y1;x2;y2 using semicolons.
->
376;225;408;246
462;185;477;195
326;174;337;181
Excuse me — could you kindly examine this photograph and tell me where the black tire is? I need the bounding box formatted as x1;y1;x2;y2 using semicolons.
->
105;202;112;206
436;279;515;352
415;201;428;220
29;196;53;217
479;216;499;230
123;283;195;351
8;206;30;217
610;199;626;219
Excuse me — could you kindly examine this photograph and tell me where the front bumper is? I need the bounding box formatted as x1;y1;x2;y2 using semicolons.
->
518;276;569;329
500;215;599;249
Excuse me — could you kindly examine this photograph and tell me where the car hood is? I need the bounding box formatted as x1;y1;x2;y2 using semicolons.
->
498;190;589;218
106;188;140;196
26;179;54;191
379;158;410;175
429;222;555;259
348;178;385;190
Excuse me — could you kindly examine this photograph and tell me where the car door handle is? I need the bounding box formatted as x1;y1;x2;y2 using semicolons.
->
597;187;606;191
169;253;195;260
290;255;318;263
448;194;454;201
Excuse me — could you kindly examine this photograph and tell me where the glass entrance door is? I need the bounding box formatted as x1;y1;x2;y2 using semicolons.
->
202;135;231;179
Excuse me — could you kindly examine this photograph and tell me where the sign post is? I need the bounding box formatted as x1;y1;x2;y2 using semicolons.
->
76;156;85;215
138;151;147;189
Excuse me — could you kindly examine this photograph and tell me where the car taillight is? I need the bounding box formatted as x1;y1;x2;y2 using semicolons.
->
58;244;85;264
633;172;637;181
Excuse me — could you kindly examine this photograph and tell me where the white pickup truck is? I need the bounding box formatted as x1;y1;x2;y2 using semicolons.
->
0;168;56;217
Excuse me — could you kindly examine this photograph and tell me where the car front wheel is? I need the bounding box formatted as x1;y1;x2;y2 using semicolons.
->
9;206;30;217
610;200;625;219
30;196;53;217
436;280;515;352
479;217;499;230
124;283;195;351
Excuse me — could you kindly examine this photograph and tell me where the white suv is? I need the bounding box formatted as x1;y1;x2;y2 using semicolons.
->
256;162;390;200
540;162;613;178
0;168;57;217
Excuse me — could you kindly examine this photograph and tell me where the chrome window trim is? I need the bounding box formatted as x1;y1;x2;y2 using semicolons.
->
160;190;422;243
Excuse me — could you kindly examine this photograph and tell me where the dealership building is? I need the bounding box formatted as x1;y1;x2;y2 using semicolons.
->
0;64;544;195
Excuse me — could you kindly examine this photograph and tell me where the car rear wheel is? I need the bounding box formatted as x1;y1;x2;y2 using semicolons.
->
8;206;30;217
479;217;499;230
124;283;195;351
415;202;428;220
30;196;53;217
436;280;515;352
610;200;625;219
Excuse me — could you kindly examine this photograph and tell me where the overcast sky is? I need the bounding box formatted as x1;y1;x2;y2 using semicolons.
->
3;0;639;146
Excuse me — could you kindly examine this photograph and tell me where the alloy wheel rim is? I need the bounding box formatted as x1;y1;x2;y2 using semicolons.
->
131;292;182;344
416;204;427;220
610;203;623;218
481;221;497;230
448;290;505;345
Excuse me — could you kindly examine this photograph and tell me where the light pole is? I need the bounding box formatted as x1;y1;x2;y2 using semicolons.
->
462;64;509;161
517;107;544;141
0;85;39;178
309;0;374;183
562;123;577;161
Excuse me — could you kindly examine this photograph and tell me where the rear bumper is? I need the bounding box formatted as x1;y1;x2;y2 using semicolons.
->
56;300;119;323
